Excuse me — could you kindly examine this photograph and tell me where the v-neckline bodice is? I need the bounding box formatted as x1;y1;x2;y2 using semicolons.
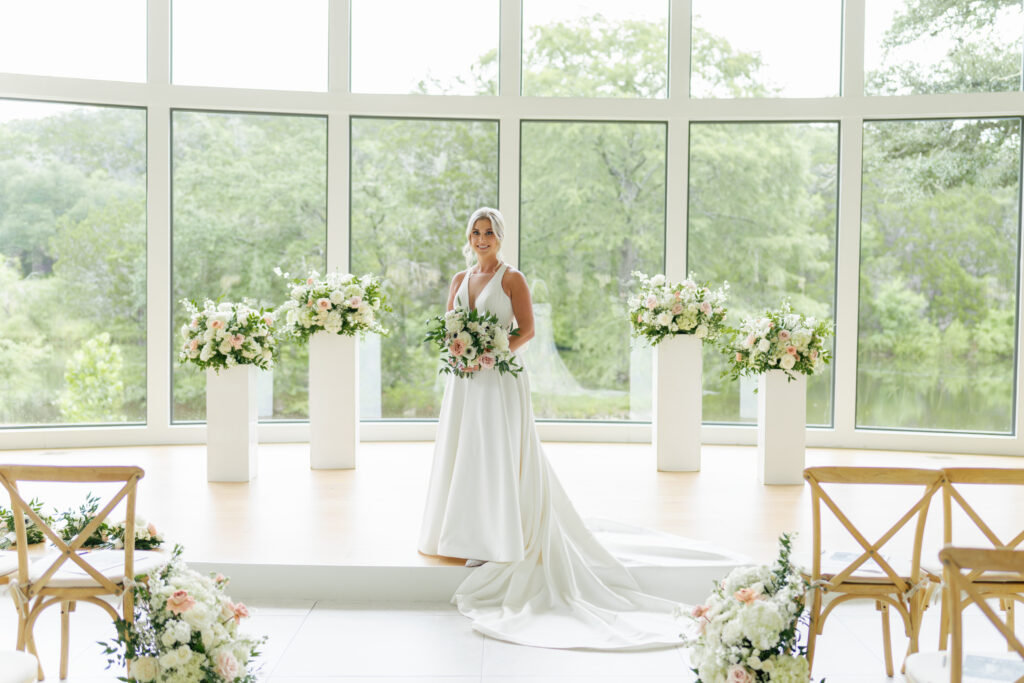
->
465;263;506;311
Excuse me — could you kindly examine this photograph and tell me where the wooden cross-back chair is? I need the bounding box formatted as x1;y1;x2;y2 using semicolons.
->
938;468;1024;652
0;465;158;681
804;466;944;677
905;547;1024;683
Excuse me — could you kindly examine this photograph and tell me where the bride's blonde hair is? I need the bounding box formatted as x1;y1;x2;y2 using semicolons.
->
463;207;506;265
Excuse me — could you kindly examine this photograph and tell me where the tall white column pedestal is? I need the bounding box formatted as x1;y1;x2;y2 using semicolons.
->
309;331;359;470
206;365;258;482
654;334;702;472
757;369;806;485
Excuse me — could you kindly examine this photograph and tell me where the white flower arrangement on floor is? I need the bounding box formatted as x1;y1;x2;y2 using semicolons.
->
103;546;265;683
275;268;390;342
725;302;833;381
629;272;729;346
424;307;522;378
111;516;165;551
685;534;810;683
178;299;277;372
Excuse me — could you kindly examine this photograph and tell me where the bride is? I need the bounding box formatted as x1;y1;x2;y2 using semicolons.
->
418;207;685;649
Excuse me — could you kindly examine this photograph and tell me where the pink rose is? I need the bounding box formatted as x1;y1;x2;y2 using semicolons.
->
735;586;761;604
744;333;756;348
479;353;496;370
645;295;658;310
317;298;331;310
727;665;753;683
210;319;224;330
263;314;274;325
348;295;362;308
306;277;315;285
778;329;791;342
735;352;744;362
147;523;158;537
189;339;199;352
700;301;712;315
189;318;199;329
810;349;818;361
673;290;683;300
214;573;228;585
786;345;797;356
685;280;698;290
224;600;249;624
214;651;240;680
449;339;466;357
671;303;683;315
166;590;195;615
229;334;245;349
691;604;710;618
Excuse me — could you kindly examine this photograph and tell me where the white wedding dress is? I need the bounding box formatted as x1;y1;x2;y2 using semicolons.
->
418;263;686;649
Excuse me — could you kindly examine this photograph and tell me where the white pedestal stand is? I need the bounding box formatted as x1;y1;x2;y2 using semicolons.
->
653;334;702;472
206;365;258;482
757;369;806;485
309;331;359;469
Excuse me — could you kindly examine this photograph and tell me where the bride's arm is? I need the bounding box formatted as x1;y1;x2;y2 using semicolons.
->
506;270;535;353
447;271;467;312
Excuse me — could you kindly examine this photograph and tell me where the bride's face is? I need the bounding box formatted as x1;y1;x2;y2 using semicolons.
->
469;218;500;259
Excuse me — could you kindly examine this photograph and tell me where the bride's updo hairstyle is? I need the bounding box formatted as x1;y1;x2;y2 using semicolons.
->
463;207;506;264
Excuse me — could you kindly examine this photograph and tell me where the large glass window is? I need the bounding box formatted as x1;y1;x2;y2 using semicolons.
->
691;0;842;98
858;118;1022;432
0;1;146;82
520;120;666;420
866;0;1024;96
350;1;499;95
689;122;839;426
171;111;327;422
172;0;329;91
0;100;147;426
350;117;499;418
522;0;668;98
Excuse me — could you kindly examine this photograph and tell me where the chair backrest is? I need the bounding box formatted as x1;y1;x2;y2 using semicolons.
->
0;465;144;597
942;469;1024;582
804;467;944;592
940;547;1024;683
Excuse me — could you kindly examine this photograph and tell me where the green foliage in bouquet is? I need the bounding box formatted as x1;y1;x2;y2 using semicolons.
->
629;272;729;347
178;299;278;373
724;302;834;382
425;307;522;379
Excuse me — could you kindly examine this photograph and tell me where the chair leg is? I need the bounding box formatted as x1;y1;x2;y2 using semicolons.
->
60;600;76;680
806;589;822;674
938;585;950;651
878;600;894;678
1003;599;1015;653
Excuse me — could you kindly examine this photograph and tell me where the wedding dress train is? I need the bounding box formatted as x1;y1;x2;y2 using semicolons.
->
418;264;686;649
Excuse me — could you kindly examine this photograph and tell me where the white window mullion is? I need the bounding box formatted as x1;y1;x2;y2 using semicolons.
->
499;0;523;267
327;0;351;272
666;0;692;282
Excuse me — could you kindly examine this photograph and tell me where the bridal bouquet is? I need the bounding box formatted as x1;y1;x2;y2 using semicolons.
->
685;534;810;683
275;268;389;343
725;303;833;381
178;299;277;372
424;307;522;379
103;546;265;683
629;272;728;346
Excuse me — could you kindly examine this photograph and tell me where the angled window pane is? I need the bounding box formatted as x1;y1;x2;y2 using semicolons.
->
350;118;499;418
858;118;1021;432
866;0;1024;96
173;0;328;91
522;0;668;98
691;0;841;98
688;122;839;426
172;111;327;422
0;1;145;82
520;121;666;420
0;100;147;426
351;1;498;95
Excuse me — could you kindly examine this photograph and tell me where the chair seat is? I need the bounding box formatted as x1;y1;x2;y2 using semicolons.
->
804;549;934;585
0;650;38;683
906;651;1024;683
29;550;166;588
0;551;17;578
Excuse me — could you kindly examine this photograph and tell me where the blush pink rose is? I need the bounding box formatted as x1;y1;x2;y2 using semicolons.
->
478;353;496;370
700;301;712;315
449;339;466;357
210;319;225;330
673;290;683;300
727;665;753;683
189;339;199;352
226;600;249;624
229;334;245;349
778;329;791;342
645;295;658;310
306;277;315;285
735;352;744;362
214;651;240;680
316;298;331;310
734;586;761;604
671;303;683;315
786;345;797;356
348;295;362;308
263;314;274;325
147;523;158;537
166;590;195;615
810;349;818;361
691;604;710;618
189;318;199;329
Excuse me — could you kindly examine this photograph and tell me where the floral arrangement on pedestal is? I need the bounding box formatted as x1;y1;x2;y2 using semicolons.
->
103;546;264;683
725;303;833;381
628;272;729;346
424;308;521;379
275;268;390;342
685;534;810;683
178;300;277;372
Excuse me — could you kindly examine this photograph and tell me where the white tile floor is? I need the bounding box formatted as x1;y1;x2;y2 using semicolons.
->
0;592;1016;682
